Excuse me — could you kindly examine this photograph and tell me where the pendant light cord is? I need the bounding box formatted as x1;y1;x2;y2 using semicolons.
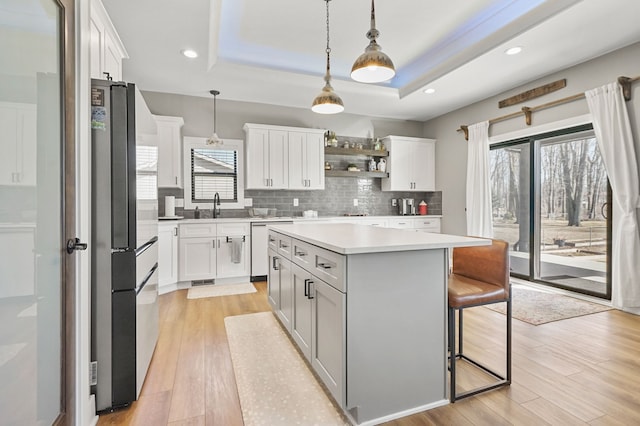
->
368;0;379;41
325;0;331;79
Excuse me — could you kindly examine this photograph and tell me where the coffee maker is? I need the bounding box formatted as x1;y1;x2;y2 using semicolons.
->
398;198;415;215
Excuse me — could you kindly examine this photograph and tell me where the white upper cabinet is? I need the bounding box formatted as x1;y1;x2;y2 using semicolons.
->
288;131;325;190
90;0;127;82
244;123;325;190
244;124;289;189
381;136;435;192
154;115;184;188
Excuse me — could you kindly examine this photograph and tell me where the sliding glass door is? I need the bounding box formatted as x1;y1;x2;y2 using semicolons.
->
490;125;611;299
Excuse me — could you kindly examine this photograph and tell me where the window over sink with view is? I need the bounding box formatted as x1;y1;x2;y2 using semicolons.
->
183;136;245;210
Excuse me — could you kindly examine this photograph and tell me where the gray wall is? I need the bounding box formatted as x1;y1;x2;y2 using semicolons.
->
424;41;640;235
143;91;439;218
141;91;424;140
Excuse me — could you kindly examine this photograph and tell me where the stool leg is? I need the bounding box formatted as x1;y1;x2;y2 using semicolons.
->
506;292;512;383
458;309;464;356
448;306;456;402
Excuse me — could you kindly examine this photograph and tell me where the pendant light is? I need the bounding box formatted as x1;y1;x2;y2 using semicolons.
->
351;0;395;83
311;0;344;114
206;89;223;145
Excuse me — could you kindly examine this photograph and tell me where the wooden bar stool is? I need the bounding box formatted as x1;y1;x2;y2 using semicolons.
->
448;238;512;402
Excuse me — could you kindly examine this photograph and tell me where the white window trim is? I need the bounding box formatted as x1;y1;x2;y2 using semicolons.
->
183;136;245;210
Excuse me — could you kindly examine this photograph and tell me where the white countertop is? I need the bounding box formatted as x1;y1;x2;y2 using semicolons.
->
160;214;442;225
268;222;489;255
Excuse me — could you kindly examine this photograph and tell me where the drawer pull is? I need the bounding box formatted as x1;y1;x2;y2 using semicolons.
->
280;243;289;249
295;250;307;257
307;280;315;299
317;262;332;269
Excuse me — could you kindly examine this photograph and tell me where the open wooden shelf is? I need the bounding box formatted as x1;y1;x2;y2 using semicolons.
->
324;170;388;178
324;147;388;157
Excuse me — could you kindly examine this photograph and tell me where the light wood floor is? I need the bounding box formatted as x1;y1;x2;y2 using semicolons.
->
98;282;640;425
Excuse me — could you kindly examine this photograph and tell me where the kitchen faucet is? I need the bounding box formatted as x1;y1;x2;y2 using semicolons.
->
213;192;220;218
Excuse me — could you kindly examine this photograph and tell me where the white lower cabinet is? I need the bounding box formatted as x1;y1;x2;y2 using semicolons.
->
178;236;217;281
388;216;441;233
178;222;250;282
413;217;441;233
158;222;179;293
217;235;251;278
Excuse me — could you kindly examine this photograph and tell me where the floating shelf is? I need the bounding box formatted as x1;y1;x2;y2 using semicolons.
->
324;147;388;157
325;170;388;178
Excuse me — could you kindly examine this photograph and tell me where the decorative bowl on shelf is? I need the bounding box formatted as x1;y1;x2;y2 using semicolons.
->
347;163;359;172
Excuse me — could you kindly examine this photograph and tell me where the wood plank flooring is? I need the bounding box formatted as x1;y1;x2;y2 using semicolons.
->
97;282;640;425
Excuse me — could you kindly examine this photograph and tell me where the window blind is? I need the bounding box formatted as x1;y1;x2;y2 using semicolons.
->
191;148;238;202
136;146;158;200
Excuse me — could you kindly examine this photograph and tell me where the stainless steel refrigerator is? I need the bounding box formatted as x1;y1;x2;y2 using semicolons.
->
90;78;159;412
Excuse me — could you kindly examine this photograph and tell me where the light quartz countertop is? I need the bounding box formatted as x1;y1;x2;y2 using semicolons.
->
160;214;442;225
268;222;488;255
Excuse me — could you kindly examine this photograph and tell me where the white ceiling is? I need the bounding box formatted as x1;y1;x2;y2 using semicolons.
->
102;0;640;121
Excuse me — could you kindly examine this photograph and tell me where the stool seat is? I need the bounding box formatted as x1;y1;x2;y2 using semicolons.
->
448;274;508;308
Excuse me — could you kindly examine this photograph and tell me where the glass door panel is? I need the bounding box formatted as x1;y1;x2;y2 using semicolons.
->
0;0;65;423
536;132;609;297
490;141;531;277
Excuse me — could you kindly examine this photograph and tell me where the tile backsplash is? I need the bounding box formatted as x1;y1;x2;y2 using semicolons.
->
159;180;441;219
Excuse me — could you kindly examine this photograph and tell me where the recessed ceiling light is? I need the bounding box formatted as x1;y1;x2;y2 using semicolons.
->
423;88;436;94
181;49;198;59
505;46;522;56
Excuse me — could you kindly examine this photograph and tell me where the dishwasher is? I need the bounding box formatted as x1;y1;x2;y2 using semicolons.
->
250;220;293;280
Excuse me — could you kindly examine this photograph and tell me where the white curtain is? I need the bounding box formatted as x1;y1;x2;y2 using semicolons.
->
466;121;493;237
585;82;640;312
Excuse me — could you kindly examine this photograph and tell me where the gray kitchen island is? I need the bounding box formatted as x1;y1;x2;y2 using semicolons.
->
267;222;490;425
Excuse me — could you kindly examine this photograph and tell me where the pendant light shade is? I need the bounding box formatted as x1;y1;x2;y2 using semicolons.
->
312;79;344;114
312;0;344;114
351;0;395;83
206;89;223;145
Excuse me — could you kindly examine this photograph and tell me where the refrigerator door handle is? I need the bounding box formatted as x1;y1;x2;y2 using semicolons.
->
136;262;158;295
135;236;158;257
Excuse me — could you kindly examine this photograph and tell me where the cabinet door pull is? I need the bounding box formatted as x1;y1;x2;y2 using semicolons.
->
272;256;279;271
304;278;309;297
295;250;306;257
307;280;314;299
270;178;273;187
175;176;178;185
173;227;178;236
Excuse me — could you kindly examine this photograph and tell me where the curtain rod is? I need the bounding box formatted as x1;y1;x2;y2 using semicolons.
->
457;75;640;140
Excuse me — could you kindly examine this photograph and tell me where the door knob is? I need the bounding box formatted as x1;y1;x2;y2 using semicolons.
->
66;238;88;254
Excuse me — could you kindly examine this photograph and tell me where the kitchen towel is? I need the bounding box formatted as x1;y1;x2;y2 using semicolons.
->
231;237;244;264
165;196;175;217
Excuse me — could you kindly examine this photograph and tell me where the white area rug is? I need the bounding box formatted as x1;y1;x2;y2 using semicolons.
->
485;284;611;325
224;312;348;426
187;283;256;299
